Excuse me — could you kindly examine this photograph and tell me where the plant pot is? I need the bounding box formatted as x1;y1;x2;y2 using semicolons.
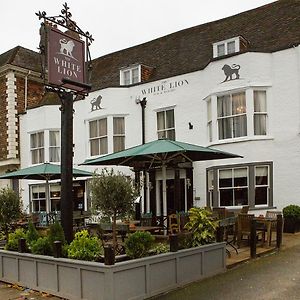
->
283;217;299;233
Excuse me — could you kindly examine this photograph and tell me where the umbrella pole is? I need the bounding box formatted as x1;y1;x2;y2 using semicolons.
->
45;178;50;213
162;164;167;228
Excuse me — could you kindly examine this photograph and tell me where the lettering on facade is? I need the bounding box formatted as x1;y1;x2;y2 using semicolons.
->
90;95;103;111
48;27;85;91
140;79;189;96
222;64;241;82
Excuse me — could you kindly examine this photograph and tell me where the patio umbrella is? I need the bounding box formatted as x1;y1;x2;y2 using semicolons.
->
82;139;242;216
0;162;93;212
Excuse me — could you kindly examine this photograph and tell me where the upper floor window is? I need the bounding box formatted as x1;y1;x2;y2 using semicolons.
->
49;131;60;162
113;117;125;152
207;89;268;143
30;130;61;164
89;118;108;156
217;92;247;139
157;109;175;140
213;37;240;58
30;132;44;164
120;65;141;85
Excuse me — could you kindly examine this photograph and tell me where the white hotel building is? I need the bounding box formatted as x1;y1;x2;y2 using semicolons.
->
1;0;300;216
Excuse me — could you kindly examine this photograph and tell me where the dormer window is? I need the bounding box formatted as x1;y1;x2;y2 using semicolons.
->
120;65;141;85
213;37;241;58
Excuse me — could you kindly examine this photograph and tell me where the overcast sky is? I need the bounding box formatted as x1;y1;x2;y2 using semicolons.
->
2;0;275;59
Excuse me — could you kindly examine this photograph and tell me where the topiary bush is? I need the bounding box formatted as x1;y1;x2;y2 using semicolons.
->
26;220;40;248
125;231;155;259
283;205;300;220
5;228;26;251
68;230;102;261
48;221;66;246
31;237;52;256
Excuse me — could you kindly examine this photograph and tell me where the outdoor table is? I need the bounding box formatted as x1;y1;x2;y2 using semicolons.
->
218;216;238;255
254;217;277;246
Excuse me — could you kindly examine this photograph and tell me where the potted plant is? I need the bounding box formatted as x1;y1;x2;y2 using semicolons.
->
283;205;300;233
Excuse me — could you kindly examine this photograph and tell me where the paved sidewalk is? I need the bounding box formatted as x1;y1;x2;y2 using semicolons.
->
154;233;300;300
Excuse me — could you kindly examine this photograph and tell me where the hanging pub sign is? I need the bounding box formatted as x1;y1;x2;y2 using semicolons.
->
47;27;85;91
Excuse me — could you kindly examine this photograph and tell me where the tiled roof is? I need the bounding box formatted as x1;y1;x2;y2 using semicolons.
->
90;0;300;90
1;1;300;92
0;46;41;72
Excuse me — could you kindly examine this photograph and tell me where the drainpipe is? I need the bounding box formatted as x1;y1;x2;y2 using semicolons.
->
24;70;31;111
136;97;147;213
295;45;300;135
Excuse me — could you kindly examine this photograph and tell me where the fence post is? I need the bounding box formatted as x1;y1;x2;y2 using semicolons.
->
250;219;257;258
18;238;26;253
169;234;178;252
53;241;62;258
104;245;115;265
276;214;283;249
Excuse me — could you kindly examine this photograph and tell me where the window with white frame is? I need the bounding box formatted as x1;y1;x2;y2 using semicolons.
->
207;98;212;142
157;109;175;140
30;132;44;164
217;92;247;140
213;37;240;58
89;118;108;156
31;185;46;212
207;162;272;208
120;66;140;85
254;91;267;135
255;165;269;205
30;130;60;164
113;117;125;152
219;167;248;206
49;131;60;162
207;88;268;143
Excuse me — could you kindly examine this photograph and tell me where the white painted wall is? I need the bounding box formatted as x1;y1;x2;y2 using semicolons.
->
19;46;300;212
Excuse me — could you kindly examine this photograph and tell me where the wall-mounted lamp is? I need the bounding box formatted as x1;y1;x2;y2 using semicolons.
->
186;178;191;189
188;122;193;130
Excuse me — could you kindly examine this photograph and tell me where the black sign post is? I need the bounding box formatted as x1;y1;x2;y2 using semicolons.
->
37;3;93;243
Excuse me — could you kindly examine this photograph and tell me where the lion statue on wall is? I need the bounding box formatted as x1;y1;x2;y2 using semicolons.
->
222;64;241;82
59;39;76;59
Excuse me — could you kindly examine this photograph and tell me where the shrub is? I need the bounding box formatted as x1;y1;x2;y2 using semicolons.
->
31;237;52;256
151;242;169;255
48;221;66;246
68;230;102;261
283;205;300;220
26;220;40;247
5;228;26;251
125;231;155;259
184;207;218;247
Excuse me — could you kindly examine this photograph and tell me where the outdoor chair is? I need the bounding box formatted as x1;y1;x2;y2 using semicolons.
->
236;213;265;248
140;213;153;226
260;211;283;244
213;207;227;219
169;213;180;234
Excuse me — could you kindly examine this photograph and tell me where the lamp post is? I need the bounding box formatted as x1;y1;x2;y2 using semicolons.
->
36;3;93;242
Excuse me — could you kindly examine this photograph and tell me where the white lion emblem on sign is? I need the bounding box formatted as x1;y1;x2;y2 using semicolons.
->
59;39;76;60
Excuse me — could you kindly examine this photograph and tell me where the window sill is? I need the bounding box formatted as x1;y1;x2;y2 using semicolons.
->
208;135;274;147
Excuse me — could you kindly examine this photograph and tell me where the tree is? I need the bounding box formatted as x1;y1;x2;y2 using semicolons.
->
89;169;137;251
0;187;21;239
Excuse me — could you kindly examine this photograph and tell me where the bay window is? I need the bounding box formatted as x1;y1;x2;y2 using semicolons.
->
113;117;125;152
254;91;267;135
30;132;44;164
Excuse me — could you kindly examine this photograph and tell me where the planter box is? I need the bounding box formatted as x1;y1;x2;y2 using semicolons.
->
0;242;225;300
283;217;300;233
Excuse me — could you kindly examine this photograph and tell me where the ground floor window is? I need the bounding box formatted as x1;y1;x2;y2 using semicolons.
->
207;162;272;208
